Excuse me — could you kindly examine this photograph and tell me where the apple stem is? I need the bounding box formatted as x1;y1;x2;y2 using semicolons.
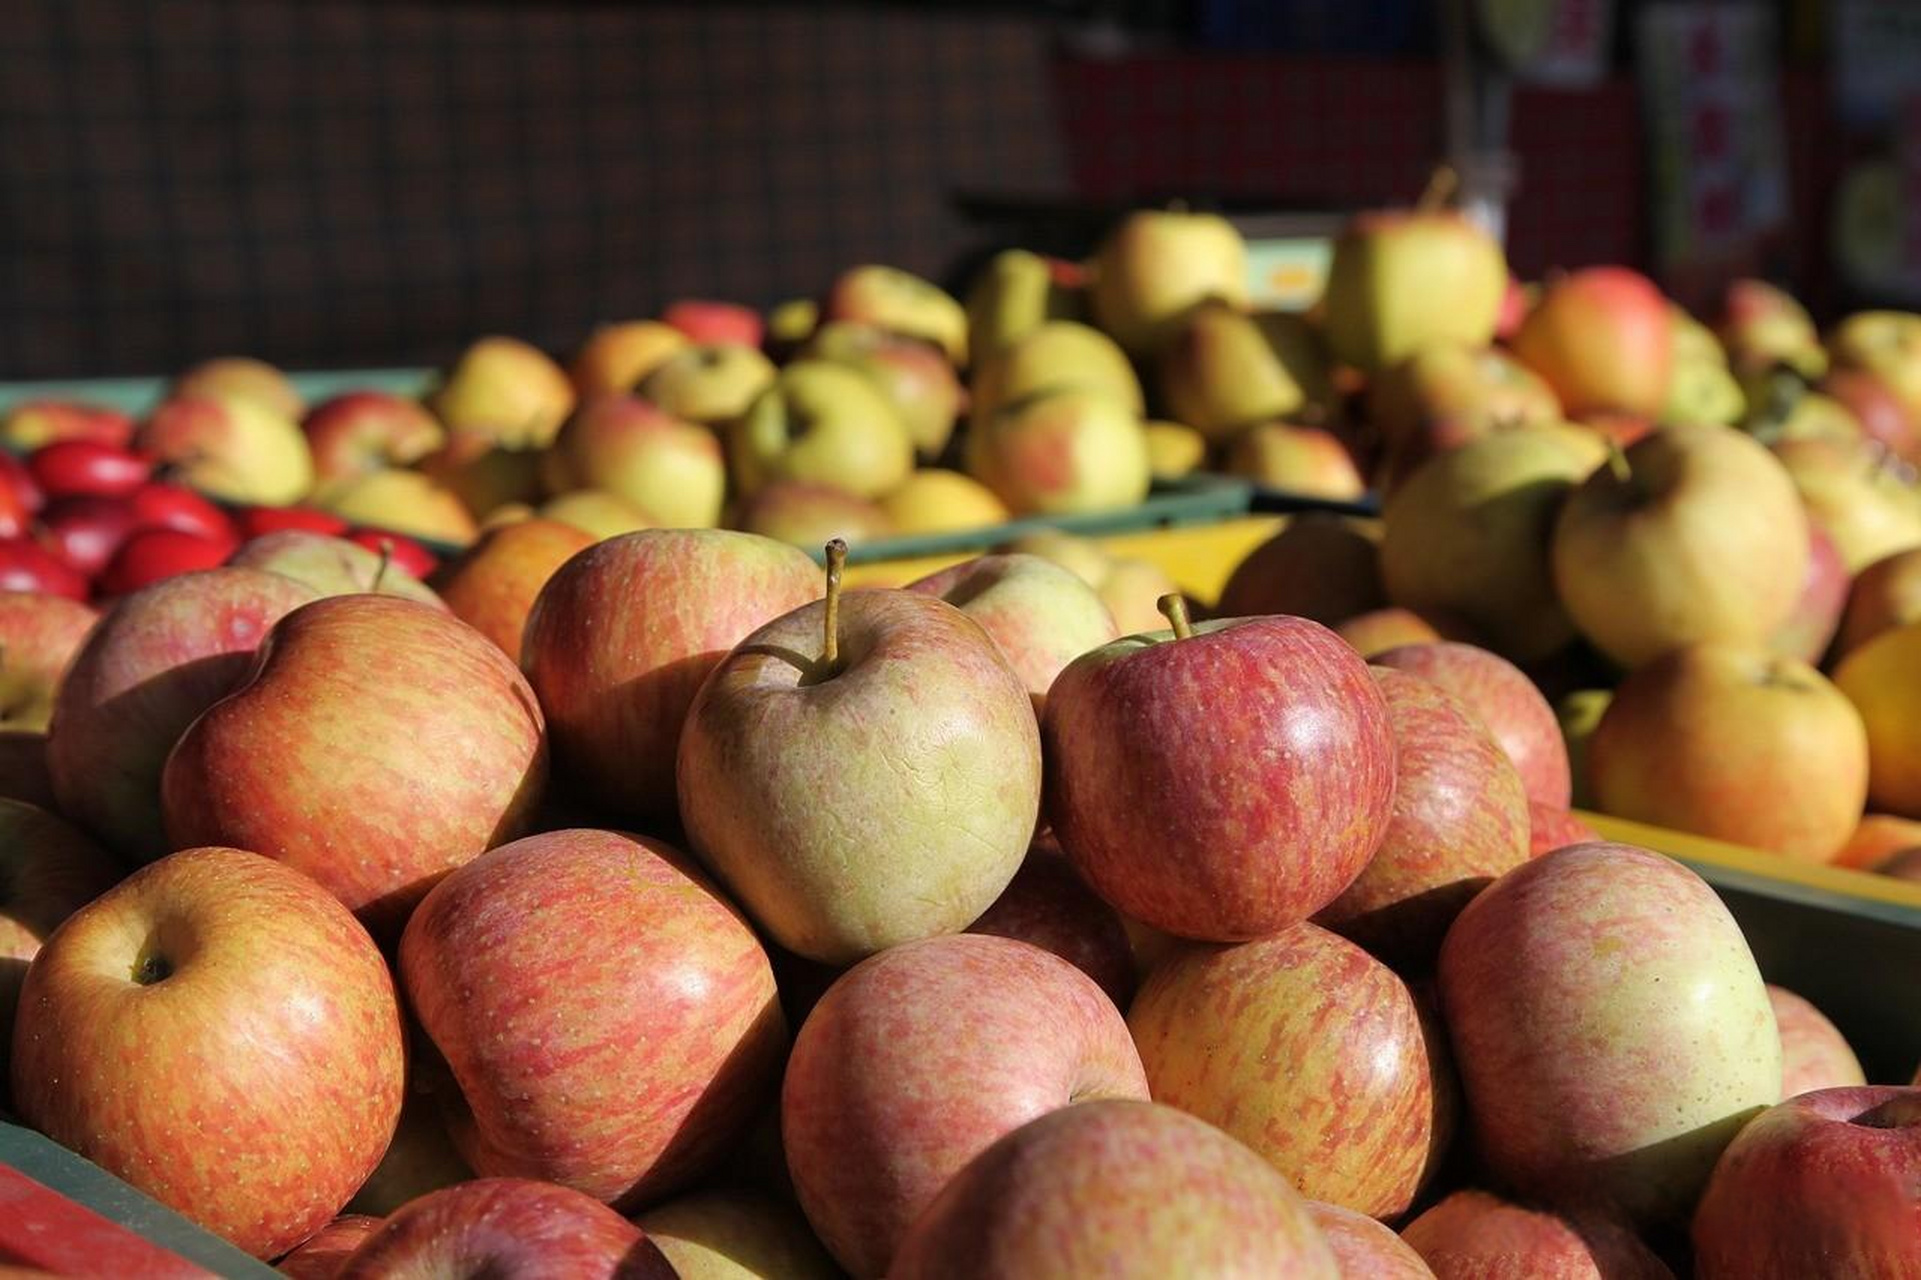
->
1605;441;1633;485
1417;164;1459;212
822;538;847;669
370;539;394;595
1158;593;1194;640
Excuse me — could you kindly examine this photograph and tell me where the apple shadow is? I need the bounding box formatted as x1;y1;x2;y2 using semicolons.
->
1323;878;1494;978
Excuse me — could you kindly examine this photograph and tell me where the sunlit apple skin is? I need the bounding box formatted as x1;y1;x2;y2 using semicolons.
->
1400;1189;1674;1279
429;335;576;449
889;1100;1339;1280
429;518;595;659
333;1178;676;1280
0;593;99;733
1837;544;1921;659
542;393;726;528
1691;1087;1921;1279
47;567;319;860
1044;615;1396;941
1836;620;1921;816
136;395;314;507
1372;641;1572;810
568;319;689;397
227;529;444;608
10;847;406;1259
302;391;446;493
1089;210;1249;357
1529;802;1599;856
161;595;548;937
1129;924;1453;1217
400;830;785;1208
1768;985;1867;1096
1323;209;1508;374
0;401;134;452
1307;1201;1436;1279
1512;267;1672;418
780;934;1150;1277
1438;843;1781;1224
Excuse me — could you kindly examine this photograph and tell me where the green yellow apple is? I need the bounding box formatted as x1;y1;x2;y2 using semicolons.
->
729;360;914;499
136;396;314;507
1090;208;1249;356
638;343;777;426
1157;303;1333;441
966;387;1150;516
541;393;725;527
1322;208;1507;373
878;469;1010;534
825;264;968;364
429;336;575;448
567;320;688;397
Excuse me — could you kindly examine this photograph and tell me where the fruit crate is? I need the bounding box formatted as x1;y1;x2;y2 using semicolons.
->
0;369;434;419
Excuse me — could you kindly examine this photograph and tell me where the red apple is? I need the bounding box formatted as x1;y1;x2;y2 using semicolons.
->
429;518;594;659
1496;278;1533;340
1044;607;1396;941
162;595;547;937
97;528;240;596
1439;843;1781;1223
302;391;446;492
11;847;406;1258
127;482;234;543
1511;267;1673;418
1306;1201;1436;1279
27;440;150;500
0;539;88;601
889;1100;1339;1279
36;495;139;578
344;529;439;579
232;505;351;539
1401;1189;1673;1279
0;452;44;515
663;299;766;348
0;401;134;451
1836;544;1921;659
967;841;1137;1009
521;529;819;823
333;1179;675;1279
1768;985;1867;1097
47;566;318;858
277;1215;383;1280
1315;668;1529;969
0;477;29;541
1529;801;1599;856
1769;520;1848;664
780;933;1149;1276
1838;813;1921;869
541;393;726;529
1692;1087;1921;1278
1129;923;1453;1216
1373;640;1571;809
1822;367;1921;465
1213;512;1385;624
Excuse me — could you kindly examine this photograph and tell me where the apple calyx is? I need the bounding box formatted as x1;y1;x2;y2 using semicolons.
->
133;949;173;985
1157;593;1194;640
820;538;848;674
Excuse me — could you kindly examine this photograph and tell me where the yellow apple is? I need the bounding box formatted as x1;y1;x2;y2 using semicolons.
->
638;343;776;426
567;320;689;398
1322;208;1507;372
965;248;1084;362
541;394;726;528
1223;423;1365;501
825;265;968;364
321;469;479;546
429;336;575;448
1144;420;1206;480
537;489;655;540
172;356;304;420
135;396;314;507
1158;304;1334;441
1771;436;1921;573
1834;621;1921;817
729;361;914;499
969;321;1142;429
966;387;1151;516
879;470;1011;535
1090;208;1249;356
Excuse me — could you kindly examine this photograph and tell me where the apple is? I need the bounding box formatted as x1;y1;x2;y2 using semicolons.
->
126;482;234;543
1663;348;1747;428
1144;419;1206;479
1588;643;1868;862
664;298;765;348
968;320;1142;430
766;296;820;355
278;1215;383;1280
345;1086;473;1217
1771;435;1921;574
1829;311;1921;423
1768;985;1867;1097
428;518;593;659
332;1179;675;1279
1744;373;1866;447
301;391;445;496
1090;208;1249;356
1336;606;1478;656
1718;278;1827;379
136;395;313;507
401;828;784;1206
568;319;689;397
412;428;545;521
634;1189;840;1280
542;393;726;527
1381;424;1602;663
1836;812;1921;869
1837;545;1921;658
523;529;818;821
824;263;968;364
233;504;349;538
0;401;133;451
877;468;1011;535
1439;842;1781;1223
319;467;479;547
1553;423;1809;667
804;320;963;458
1369;343;1563;491
1044;604;1395;940
1512;267;1672;418
734;481;892;548
97;528;238;595
680;555;1039;963
1306;1201;1434;1279
964;247;1085;361
1373;641;1572;809
0;594;99;733
1096;557;1183;635
781;934;1150;1275
28;440;150;500
1821;367;1920;464
638;342;777;426
1130;924;1451;1215
966;387;1151;516
538;488;654;539
1692;1086;1921;1278
171;355;303;420
888;1100;1338;1279
1879;848;1921;880
161;595;546;934
1315;667;1529;968
1529;802;1599;856
728;360;914;499
0;731;55;809
967;840;1137;1008
11;847;405;1258
1158;303;1334;441
1770;520;1848;664
44;568;316;856
1400;1189;1673;1278
1002;527;1114;589
0;452;42;518
1223;421;1366;500
1834;620;1921;816
1214;512;1385;623
1324;205;1507;374
0;540;85;600
345;529;439;578
228;529;444;607
428;335;575;448
906;552;1118;712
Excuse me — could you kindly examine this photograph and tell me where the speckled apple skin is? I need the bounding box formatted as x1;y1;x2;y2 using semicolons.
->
48;567;319;860
430;519;593;659
228;530;445;609
400;830;785;1209
10;848;406;1259
1437;842;1781;1223
0;593;98;732
1043;615;1395;941
333;1178;675;1279
1767;986;1867;1097
1692;1086;1921;1278
1529;802;1600;856
890;1100;1339;1280
1129;923;1450;1218
161;595;548;939
1373;641;1572;810
780;934;1149;1277
522;529;820;822
1400;1189;1673;1279
1316;669;1529;969
679;590;1040;965
1307;1201;1436;1279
